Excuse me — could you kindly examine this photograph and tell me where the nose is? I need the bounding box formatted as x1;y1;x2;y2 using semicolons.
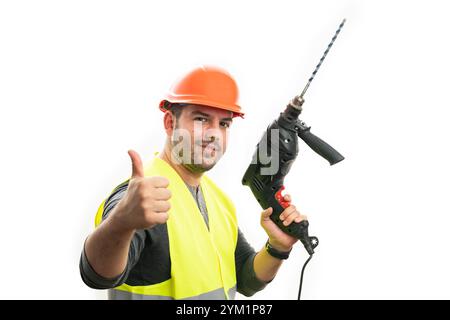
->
204;131;218;143
203;118;222;139
207;118;221;130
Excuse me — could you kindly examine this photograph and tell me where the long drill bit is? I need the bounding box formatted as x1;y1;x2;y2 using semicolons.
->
300;19;346;98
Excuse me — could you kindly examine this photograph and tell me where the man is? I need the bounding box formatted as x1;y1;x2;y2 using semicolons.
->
80;66;307;300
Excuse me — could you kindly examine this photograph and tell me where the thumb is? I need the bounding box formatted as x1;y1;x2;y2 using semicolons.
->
128;149;144;178
261;207;273;219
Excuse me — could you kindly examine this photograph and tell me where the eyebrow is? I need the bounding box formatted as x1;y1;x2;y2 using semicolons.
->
191;110;233;122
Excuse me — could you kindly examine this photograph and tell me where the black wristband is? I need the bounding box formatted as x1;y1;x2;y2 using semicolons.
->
265;240;292;260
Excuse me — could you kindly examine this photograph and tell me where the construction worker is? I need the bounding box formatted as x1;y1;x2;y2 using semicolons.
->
79;66;307;300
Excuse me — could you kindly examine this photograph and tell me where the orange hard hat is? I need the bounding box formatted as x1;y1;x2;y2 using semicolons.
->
159;65;244;118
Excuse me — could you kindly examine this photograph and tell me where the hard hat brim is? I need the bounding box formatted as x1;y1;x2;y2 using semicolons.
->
159;99;244;118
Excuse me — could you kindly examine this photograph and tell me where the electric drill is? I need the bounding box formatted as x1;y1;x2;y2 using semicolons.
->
242;95;344;255
242;19;346;257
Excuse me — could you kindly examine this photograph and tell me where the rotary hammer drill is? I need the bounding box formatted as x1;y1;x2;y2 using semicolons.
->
242;19;346;263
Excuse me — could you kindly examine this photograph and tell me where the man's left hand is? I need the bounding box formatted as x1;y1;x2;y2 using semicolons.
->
260;194;307;252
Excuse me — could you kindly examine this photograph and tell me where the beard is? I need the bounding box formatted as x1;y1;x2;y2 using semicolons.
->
170;132;224;173
186;141;223;173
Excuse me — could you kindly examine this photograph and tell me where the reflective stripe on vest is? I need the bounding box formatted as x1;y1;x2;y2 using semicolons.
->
95;155;238;300
108;286;237;300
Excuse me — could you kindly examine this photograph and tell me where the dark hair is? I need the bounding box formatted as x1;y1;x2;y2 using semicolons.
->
168;103;183;119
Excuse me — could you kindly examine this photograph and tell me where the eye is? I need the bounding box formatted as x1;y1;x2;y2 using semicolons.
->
220;122;231;128
194;117;208;123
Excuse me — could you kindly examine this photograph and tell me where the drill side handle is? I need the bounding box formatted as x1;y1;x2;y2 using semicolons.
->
297;125;345;165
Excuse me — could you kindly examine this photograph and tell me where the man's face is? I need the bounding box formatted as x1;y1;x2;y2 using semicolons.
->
170;104;233;173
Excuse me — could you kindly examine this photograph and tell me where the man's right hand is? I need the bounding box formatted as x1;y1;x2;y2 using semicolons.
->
113;150;171;231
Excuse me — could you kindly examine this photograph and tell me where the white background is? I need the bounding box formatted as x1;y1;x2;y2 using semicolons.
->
1;0;449;299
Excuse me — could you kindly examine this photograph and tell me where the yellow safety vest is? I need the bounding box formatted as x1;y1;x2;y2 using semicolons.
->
95;156;238;300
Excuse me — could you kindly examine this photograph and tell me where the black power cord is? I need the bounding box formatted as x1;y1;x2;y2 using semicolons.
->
297;254;313;300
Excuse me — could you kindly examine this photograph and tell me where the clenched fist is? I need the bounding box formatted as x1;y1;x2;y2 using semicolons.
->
260;194;307;252
113;150;171;231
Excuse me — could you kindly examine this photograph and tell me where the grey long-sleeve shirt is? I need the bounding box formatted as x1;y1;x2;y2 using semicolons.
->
80;180;268;298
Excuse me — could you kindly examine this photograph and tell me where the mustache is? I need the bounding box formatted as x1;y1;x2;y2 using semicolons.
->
195;141;222;151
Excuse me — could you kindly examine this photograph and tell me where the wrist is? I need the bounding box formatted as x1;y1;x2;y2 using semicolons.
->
265;239;292;260
109;203;136;235
268;239;293;253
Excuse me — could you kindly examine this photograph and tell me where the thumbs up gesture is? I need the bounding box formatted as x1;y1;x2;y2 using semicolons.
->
114;150;171;231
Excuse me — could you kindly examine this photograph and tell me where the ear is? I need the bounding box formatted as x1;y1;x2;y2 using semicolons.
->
163;111;175;135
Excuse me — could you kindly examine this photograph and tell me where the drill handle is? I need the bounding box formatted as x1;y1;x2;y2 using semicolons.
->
269;186;319;255
297;124;345;166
